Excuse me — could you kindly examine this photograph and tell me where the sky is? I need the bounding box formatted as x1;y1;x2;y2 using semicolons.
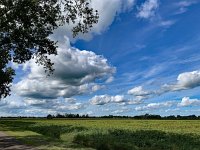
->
1;0;200;117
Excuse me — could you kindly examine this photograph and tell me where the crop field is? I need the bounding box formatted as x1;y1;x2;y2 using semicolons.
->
0;119;200;150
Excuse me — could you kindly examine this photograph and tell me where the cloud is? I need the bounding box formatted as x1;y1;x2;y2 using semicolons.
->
90;95;126;105
24;108;57;116
174;0;198;15
111;107;131;114
0;97;26;109
54;102;85;111
1;92;85;116
14;39;115;100
128;86;152;96
64;98;76;104
127;86;153;102
90;94;144;106
126;99;144;105
162;70;200;92
52;0;135;42
178;97;200;107
5;101;26;109
135;101;174;111
23;97;85;113
136;0;159;19
91;84;105;92
129;70;200;101
23;99;46;106
90;0;135;34
0;96;29;117
121;0;136;11
159;20;176;28
106;76;114;83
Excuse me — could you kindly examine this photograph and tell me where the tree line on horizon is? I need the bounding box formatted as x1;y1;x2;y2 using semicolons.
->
47;113;200;120
1;113;200;120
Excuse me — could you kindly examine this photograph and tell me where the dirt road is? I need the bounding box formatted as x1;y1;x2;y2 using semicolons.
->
0;131;37;150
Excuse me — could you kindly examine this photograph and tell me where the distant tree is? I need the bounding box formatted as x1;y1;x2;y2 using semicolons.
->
165;115;176;120
76;114;79;118
56;113;63;118
0;0;99;99
47;114;53;119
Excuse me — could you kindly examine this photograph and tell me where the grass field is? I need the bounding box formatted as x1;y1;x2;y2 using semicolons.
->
0;119;200;150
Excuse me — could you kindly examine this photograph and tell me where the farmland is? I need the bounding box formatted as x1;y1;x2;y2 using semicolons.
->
0;119;200;150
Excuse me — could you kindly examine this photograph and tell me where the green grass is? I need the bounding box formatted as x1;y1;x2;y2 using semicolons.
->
0;119;200;150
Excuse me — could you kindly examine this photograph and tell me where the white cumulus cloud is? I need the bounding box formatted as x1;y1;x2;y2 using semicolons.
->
178;97;200;107
14;39;115;100
128;86;152;96
135;101;174;111
90;95;126;105
136;0;159;19
127;86;153;102
162;70;200;92
52;0;136;42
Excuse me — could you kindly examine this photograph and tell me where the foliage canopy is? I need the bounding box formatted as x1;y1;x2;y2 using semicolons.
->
0;0;99;98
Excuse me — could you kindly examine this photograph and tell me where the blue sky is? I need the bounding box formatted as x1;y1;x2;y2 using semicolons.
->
1;0;200;116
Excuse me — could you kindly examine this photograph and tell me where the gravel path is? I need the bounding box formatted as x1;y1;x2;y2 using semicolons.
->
0;131;37;150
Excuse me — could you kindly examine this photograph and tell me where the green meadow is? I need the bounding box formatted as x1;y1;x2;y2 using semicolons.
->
0;119;200;150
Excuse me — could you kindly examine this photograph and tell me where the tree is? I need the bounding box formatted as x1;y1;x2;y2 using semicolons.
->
0;0;99;98
47;114;53;119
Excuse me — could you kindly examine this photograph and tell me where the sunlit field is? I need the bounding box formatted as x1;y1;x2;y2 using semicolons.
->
0;119;200;150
